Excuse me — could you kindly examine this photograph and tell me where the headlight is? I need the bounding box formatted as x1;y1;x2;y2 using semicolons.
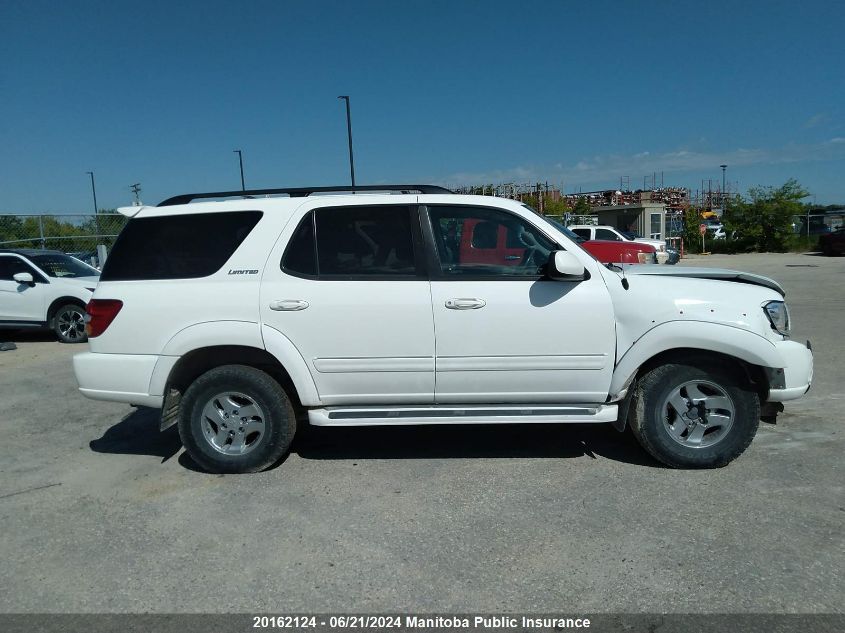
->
763;301;790;336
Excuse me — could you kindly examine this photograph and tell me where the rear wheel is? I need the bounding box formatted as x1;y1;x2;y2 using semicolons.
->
53;303;87;343
630;361;760;468
178;365;296;473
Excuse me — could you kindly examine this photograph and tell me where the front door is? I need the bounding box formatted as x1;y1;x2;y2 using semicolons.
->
425;205;616;404
260;202;435;405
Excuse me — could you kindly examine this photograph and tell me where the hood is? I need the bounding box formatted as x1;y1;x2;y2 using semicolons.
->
620;265;784;296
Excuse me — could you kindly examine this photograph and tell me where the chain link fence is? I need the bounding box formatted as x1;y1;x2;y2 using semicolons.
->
0;213;128;268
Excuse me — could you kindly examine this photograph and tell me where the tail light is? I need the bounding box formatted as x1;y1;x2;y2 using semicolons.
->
85;299;123;337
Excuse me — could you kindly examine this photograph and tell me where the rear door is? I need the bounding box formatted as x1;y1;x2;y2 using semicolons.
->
260;202;435;405
426;205;616;404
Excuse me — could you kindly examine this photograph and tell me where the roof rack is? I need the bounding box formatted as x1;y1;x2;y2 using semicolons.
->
157;184;453;207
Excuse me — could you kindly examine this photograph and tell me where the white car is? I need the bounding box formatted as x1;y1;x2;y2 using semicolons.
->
568;225;676;259
0;249;99;342
73;185;813;473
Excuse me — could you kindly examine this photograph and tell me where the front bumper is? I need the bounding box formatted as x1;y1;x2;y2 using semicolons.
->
766;340;814;402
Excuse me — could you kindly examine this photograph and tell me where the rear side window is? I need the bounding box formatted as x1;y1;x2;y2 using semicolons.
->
282;213;317;276
281;205;418;278
571;228;591;240
101;211;262;281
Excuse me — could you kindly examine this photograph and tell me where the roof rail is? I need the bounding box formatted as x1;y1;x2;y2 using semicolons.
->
157;184;453;207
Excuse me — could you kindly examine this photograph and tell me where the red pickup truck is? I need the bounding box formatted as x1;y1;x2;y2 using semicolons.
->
459;218;656;266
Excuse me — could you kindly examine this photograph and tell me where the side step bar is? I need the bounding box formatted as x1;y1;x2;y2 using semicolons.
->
308;404;618;427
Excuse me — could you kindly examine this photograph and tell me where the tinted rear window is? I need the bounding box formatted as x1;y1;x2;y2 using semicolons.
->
100;211;262;281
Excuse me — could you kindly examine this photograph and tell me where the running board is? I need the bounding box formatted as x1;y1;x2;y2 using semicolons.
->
308;404;618;426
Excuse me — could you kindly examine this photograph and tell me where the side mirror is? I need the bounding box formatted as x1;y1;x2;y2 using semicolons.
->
13;272;34;286
547;250;588;280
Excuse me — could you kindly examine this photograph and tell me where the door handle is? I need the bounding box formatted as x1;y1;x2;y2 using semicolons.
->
445;298;486;310
504;255;520;260
269;299;310;311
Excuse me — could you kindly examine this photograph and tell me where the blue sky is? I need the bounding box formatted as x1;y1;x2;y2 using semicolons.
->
2;0;844;213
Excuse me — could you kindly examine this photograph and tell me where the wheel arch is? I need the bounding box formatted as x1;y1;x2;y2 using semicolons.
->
634;348;769;397
46;296;87;325
163;345;305;408
610;321;781;401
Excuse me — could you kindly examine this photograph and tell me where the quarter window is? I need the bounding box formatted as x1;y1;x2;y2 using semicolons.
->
100;211;263;281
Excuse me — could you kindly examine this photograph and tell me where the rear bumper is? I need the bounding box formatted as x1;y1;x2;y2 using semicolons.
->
766;340;814;402
73;352;164;407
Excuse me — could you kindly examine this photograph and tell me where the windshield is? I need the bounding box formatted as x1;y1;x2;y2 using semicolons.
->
30;253;99;278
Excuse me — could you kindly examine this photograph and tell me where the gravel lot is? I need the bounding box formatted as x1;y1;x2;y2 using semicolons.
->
0;252;842;614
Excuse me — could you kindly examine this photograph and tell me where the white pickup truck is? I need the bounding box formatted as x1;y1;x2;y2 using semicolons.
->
72;185;813;474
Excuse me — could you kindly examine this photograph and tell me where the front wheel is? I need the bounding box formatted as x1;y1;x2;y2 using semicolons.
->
53;303;87;343
178;365;296;473
630;361;760;468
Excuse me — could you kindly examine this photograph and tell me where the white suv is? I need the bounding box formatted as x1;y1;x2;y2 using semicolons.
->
0;249;99;342
73;185;814;473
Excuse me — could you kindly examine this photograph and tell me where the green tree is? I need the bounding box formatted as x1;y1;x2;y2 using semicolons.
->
572;197;592;215
722;179;809;252
543;197;572;216
682;208;706;253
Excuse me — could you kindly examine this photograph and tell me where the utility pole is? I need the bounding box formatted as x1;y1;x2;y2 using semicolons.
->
86;171;101;237
337;96;355;187
233;150;245;191
720;164;727;214
130;183;142;206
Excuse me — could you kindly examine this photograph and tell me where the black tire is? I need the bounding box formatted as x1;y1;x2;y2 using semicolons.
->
178;365;296;474
52;303;88;343
630;361;760;468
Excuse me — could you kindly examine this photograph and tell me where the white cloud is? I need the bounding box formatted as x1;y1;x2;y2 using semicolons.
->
804;113;829;128
442;139;845;187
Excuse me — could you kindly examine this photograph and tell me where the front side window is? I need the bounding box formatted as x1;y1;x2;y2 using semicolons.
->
428;206;557;277
282;206;418;278
0;256;40;282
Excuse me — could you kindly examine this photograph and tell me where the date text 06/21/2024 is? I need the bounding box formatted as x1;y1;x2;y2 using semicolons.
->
252;615;592;629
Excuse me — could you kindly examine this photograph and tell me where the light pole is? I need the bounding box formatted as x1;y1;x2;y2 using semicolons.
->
86;171;101;237
86;171;99;214
720;164;727;213
338;95;356;187
233;150;245;191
